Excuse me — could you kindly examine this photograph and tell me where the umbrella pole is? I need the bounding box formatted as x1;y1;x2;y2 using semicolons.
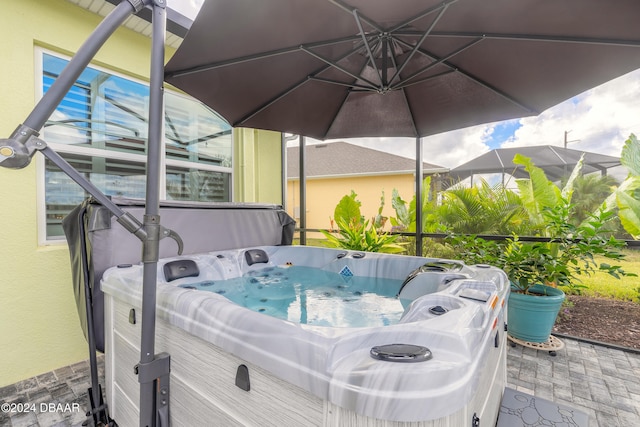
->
136;2;170;427
0;1;177;426
299;136;307;245
415;137;423;257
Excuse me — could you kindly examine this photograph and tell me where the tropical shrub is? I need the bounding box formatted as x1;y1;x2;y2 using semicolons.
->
440;179;529;235
615;134;640;238
321;191;405;253
449;156;633;294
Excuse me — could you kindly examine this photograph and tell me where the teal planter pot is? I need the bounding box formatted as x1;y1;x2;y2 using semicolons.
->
507;284;565;343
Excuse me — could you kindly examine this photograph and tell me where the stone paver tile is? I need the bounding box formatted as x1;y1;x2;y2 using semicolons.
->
595;409;624;427
595;401;618;416
35;409;65;427
35;372;57;388
617;408;640;426
606;379;631;398
590;383;613;404
553;385;573;403
7;411;38;427
571;382;592;400
13;379;37;394
0;384;18;401
608;395;639;414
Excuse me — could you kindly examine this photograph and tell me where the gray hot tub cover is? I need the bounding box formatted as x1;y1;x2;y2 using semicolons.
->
62;196;295;352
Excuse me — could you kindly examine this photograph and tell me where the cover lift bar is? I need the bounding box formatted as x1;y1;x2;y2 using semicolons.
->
0;1;181;426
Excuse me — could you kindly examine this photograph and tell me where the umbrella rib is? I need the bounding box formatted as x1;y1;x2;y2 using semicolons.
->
393;69;456;90
389;37;483;90
165;35;363;78
388;4;449;87
389;0;460;33
353;9;382;88
399;30;640;48
234;78;311;127
236;42;372;127
308;76;375;90
391;38;537;113
300;46;380;90
327;0;383;32
320;57;376;139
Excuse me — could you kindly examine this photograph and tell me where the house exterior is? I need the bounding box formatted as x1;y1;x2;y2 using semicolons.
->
287;142;447;234
0;0;282;387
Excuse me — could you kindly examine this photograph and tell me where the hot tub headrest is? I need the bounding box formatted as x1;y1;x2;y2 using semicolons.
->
164;259;200;282
245;249;269;266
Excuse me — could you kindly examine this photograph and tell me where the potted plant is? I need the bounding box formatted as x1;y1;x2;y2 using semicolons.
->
502;205;629;342
450;208;629;342
449;154;632;343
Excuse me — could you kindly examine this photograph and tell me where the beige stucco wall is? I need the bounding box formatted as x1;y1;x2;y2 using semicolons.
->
0;0;282;387
234;128;283;204
287;174;416;233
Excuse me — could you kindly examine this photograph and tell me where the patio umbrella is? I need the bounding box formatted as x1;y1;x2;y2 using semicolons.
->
165;0;640;140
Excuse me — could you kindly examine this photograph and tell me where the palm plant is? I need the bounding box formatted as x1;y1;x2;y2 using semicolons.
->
613;134;640;238
440;179;529;235
566;174;619;225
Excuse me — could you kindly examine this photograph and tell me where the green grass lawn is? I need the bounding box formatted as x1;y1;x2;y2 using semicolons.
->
574;249;640;302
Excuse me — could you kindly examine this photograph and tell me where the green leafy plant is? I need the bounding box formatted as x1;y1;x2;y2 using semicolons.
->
440;179;529;235
322;191;405;253
389;176;444;234
449;155;633;294
615;134;640;238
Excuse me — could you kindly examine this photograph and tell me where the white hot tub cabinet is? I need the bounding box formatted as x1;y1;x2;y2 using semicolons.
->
102;246;508;426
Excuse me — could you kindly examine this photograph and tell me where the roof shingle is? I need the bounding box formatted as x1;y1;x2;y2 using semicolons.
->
287;141;446;178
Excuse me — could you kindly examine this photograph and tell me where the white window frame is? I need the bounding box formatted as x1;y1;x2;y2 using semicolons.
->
35;48;234;245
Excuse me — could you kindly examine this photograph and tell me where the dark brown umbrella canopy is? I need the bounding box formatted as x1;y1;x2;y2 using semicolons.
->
165;0;640;140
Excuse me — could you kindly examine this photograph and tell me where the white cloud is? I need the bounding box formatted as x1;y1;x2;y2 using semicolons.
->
501;68;640;156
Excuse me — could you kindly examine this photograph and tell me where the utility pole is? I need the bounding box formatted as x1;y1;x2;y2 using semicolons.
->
564;130;580;149
563;130;581;178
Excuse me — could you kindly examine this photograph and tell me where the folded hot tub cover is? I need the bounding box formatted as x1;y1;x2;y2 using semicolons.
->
62;196;295;352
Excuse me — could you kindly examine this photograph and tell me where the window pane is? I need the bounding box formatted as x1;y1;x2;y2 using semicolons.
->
42;54;233;164
45;153;147;239
40;52;233;241
43;54;148;153
166;166;230;202
165;92;232;167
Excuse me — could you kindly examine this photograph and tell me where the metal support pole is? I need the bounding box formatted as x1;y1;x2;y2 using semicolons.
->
299;136;307;245
137;1;170;426
280;134;287;209
415;137;423;257
24;1;142;130
0;0;150;238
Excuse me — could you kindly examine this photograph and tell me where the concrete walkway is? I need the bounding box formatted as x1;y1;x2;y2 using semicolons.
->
1;337;639;426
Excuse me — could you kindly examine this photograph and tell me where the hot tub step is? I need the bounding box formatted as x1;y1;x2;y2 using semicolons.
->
497;387;588;427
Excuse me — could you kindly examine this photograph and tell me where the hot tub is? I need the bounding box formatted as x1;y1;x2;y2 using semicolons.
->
101;245;508;426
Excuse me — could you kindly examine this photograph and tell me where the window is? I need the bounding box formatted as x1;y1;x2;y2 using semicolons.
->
40;51;233;240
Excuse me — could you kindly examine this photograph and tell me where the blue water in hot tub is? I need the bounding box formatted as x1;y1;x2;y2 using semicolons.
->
178;265;405;327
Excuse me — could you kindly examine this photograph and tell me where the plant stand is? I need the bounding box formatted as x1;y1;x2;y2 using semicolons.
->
507;334;565;356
